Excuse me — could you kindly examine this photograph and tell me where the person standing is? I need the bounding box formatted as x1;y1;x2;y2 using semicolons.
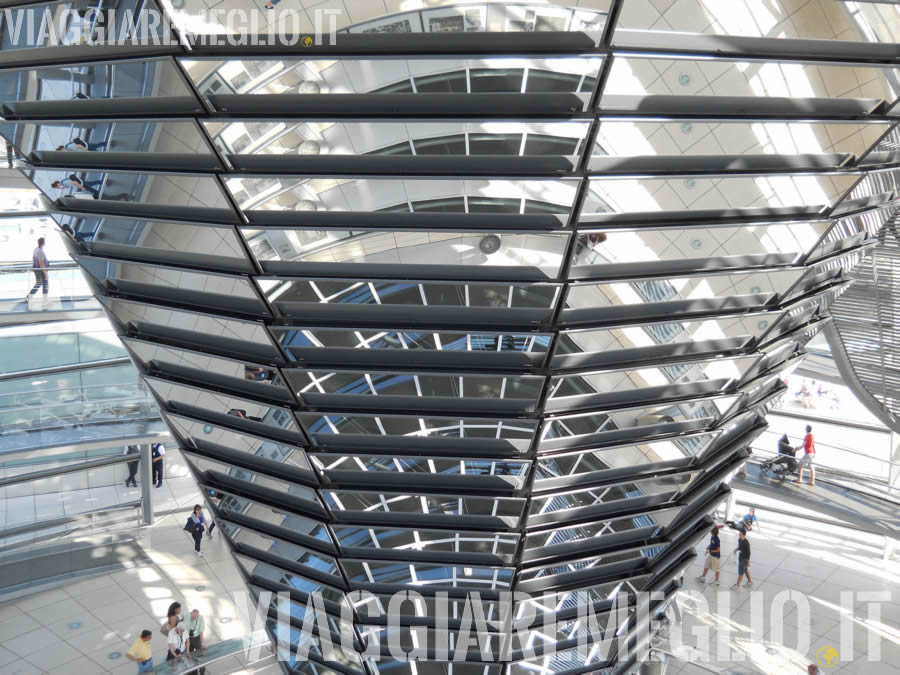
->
124;444;140;488
125;629;154;673
56;137;107;152
731;530;752;589
164;601;183;633
25;237;49;304
151;442;165;488
696;525;721;585
167;625;187;662
187;608;207;674
794;424;817;486
188;504;209;558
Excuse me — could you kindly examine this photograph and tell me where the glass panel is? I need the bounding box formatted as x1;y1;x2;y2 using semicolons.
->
78;257;266;315
29;168;228;207
53;214;250;271
0;327;124;373
548;356;758;402
0;120;210;156
529;473;699;516
341;559;514;589
182;57;600;98
232;554;344;604
187;453;319;505
616;0;900;42
554;313;781;363
127;340;290;395
0;58;190;103
525;507;681;550
165;413;311;472
325;490;525;522
315;454;529;480
225;176;579;213
287;369;542;403
274;328;552;362
541;396;739;442
562;270;805;314
207;489;333;547
300;412;536;444
520;545;665;581
602;56;898;109
100;297;280;361
254;587;346;639
330;525;519;558
535;432;719;485
808;209;890;262
592;120;889;159
571;222;833;271
242;228;569;279
581;175;858;216
208;121;588;157
343;3;610;34
263;278;559;309
146;377;302;440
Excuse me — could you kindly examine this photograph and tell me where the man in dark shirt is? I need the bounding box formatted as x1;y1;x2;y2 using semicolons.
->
731;530;752;589
696;525;721;585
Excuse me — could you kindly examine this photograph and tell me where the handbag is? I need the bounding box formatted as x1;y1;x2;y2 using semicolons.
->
160;620;171;636
184;517;197;534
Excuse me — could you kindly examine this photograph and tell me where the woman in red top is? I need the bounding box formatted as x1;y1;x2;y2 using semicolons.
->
794;424;816;486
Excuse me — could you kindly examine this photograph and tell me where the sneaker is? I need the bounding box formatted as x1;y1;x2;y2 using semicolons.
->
196;551;203;558
730;584;740;590
695;576;706;582
711;580;720;586
744;581;753;587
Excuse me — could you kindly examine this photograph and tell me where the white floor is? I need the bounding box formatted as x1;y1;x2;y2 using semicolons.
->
666;500;900;674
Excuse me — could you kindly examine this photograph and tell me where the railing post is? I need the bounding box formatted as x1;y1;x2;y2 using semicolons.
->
140;443;153;525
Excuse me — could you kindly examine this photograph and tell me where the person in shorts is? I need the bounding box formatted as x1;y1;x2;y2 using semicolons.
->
731;530;752;589
794;424;816;486
696;525;721;585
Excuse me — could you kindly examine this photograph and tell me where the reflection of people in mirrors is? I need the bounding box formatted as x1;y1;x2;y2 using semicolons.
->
227;408;247;419
51;175;102;199
56;137;107;152
264;0;281;8
244;366;276;382
585;232;607;249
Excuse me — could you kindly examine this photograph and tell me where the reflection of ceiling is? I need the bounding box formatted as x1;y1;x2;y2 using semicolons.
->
7;1;899;671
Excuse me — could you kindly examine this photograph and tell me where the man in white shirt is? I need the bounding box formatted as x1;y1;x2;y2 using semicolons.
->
166;625;186;662
151;442;165;488
26;237;49;304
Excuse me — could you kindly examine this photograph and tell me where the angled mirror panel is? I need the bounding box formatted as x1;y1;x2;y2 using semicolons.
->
99;297;281;362
582;175;858;218
807;209;891;262
0;57;191;105
553;313;781;371
241;227;570;281
561;269;805;326
325;490;525;525
520;544;668;582
525;508;680;550
207;120;589;157
286;369;544;416
233;553;345;604
341;559;514;590
53;213;253;272
330;525;519;561
273;327;551;370
165;412;311;473
181;57;601;98
541;396;740;445
29;167;229;209
570;221;833;279
299;412;537;447
223;176;580;214
314;454;529;487
535;431;719;488
124;338;292;403
145;376;303;443
2;120;211;156
224;524;340;581
78;256;267;316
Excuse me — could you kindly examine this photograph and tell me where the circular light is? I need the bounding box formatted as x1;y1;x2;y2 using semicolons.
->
758;320;769;330
203;425;213;434
220;617;232;624
69;622;81;630
108;652;122;660
479;234;502;255
750;286;761;294
298;140;321;155
684;178;696;189
195;585;207;592
679;73;691;86
691;239;702;249
298;81;321;95
681;122;693;134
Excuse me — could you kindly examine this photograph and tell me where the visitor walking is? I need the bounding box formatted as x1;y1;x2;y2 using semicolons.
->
794;424;817;486
696;525;721;585
125;629;153;673
151;442;165;488
25;237;49;304
186;504;209;558
51;175;103;198
124;445;140;487
731;530;752;589
56;137;107;152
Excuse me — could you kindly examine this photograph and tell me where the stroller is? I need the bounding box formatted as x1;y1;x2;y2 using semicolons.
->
760;434;797;482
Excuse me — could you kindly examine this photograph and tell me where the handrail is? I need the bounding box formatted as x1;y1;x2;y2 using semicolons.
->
0;501;140;540
147;633;272;674
0;357;131;381
0;452;137;489
768;406;890;434
754;432;896;468
0;262;80;272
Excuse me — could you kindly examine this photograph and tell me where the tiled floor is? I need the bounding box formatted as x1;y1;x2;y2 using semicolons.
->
665;499;899;674
0;509;271;675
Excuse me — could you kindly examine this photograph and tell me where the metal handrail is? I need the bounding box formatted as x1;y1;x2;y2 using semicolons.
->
0;500;141;540
0;357;131;381
147;634;272;674
0;452;137;489
754;432;895;467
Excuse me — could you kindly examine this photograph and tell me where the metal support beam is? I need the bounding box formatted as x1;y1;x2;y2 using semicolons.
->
140;443;153;525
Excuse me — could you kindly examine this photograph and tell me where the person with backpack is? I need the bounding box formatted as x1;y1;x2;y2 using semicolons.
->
151;442;165;488
794;424;817;486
